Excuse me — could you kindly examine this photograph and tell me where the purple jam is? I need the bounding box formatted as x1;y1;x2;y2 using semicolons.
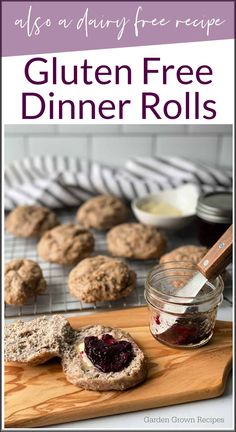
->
84;334;134;373
154;316;211;347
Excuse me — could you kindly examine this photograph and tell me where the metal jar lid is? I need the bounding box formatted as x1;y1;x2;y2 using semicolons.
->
196;191;232;223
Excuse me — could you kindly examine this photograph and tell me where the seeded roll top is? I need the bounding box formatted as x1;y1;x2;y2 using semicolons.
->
37;223;95;265
107;223;166;260
160;245;208;265
6;205;59;238
77;195;129;230
68;255;136;303
5;259;47;306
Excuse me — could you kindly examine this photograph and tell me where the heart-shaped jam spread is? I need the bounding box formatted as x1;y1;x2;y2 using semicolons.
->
84;334;134;373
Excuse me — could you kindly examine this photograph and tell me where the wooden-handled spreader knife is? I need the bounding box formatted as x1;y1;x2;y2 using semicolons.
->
158;225;233;336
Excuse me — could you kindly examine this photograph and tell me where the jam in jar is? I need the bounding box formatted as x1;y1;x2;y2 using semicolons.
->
196;191;232;247
145;262;224;349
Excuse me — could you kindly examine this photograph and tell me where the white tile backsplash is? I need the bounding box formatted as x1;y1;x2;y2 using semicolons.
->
155;136;220;164
57;125;121;134
187;125;232;134
219;137;233;168
5;137;26;164
28;137;89;158
121;125;186;134
91;136;153;166
4;125;232;168
5;125;56;135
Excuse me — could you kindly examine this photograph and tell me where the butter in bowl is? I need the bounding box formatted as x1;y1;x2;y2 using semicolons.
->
131;184;199;229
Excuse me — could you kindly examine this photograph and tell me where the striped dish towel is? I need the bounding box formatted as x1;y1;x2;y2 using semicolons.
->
4;156;232;210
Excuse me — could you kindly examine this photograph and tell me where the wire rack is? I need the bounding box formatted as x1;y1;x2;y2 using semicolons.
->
5;210;232;318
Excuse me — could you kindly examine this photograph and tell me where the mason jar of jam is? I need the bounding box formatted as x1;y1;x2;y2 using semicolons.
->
145;262;224;349
196;191;232;247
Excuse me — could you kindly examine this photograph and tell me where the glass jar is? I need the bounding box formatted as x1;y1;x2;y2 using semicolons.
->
145;262;224;349
196;191;232;247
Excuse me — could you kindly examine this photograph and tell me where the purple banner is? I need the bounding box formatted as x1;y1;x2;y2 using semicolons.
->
2;1;234;56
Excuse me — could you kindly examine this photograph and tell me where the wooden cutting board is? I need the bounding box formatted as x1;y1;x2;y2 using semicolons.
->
5;307;232;428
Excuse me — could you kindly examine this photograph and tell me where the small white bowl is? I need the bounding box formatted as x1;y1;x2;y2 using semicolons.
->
131;184;199;230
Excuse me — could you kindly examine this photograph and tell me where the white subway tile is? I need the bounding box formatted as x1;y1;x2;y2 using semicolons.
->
122;125;185;134
5;125;56;135
5;125;232;170
187;125;232;134
155;136;219;164
28;137;89;158
91;136;152;166
57;125;121;134
218;137;233;167
4;137;26;165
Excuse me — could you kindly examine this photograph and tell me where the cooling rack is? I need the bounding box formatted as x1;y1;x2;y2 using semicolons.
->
4;209;232;318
